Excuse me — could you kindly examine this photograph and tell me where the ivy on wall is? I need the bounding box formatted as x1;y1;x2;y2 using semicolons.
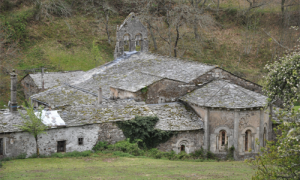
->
116;116;175;149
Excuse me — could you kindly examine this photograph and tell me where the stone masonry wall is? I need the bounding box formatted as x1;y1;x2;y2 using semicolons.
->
97;122;126;144
145;79;197;104
157;130;204;154
21;75;40;100
0;123;125;159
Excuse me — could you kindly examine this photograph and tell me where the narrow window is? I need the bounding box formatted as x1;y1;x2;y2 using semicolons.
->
78;138;83;145
245;130;251;152
180;145;185;152
263;128;267;147
57;141;66;152
221;131;226;145
0;138;3;155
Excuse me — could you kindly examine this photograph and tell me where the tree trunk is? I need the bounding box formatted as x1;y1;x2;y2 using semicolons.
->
35;136;39;157
147;21;157;51
105;10;111;44
193;18;199;40
174;25;180;57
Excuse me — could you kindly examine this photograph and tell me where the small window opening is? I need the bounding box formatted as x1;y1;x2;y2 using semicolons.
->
180;145;185;152
57;141;66;152
245;130;251;152
221;131;226;146
0;138;3;155
78;138;83;145
263;127;267;147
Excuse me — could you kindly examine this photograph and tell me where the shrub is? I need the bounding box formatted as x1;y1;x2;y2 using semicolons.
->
176;151;190;160
28;153;38;158
108;139;144;156
92;141;109;152
226;146;235;160
190;148;205;159
206;150;216;159
117;116;175;149
164;150;176;160
15;153;27;159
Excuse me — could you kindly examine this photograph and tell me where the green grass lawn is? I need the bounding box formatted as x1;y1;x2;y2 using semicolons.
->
0;154;254;180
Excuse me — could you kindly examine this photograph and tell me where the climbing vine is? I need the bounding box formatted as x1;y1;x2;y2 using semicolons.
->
116;116;176;149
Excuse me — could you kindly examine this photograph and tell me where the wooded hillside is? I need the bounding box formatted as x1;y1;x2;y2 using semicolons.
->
0;0;299;108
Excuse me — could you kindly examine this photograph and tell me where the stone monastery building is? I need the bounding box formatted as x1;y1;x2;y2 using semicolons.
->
0;13;274;160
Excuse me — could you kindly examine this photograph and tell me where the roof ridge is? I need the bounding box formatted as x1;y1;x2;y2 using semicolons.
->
204;80;229;106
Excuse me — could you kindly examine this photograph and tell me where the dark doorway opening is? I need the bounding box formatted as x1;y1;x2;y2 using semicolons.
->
180;145;185;152
78;138;83;145
57;141;66;152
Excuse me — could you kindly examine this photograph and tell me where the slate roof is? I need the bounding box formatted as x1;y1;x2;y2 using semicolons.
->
0;110;24;133
149;103;203;131
0;101;203;133
28;71;85;89
31;52;215;106
110;71;163;92
181;80;268;109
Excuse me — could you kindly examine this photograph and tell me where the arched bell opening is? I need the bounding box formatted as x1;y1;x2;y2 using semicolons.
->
123;34;131;52
135;33;143;51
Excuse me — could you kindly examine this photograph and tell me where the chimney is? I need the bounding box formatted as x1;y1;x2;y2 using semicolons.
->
98;86;102;104
10;69;18;112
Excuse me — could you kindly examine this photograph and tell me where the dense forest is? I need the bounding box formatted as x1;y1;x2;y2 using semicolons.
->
0;0;300;108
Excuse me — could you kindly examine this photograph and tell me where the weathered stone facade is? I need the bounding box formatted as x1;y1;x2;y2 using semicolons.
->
21;75;40;100
188;104;271;160
97;123;126;144
157;130;204;154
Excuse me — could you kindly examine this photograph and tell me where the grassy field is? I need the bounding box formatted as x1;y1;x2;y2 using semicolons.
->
0;155;254;180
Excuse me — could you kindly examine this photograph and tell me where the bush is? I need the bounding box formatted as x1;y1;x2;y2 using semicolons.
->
92;141;109;152
117;116;175;149
190;148;205;159
15;153;27;159
226;146;235;160
206;151;216;159
108;139;144;156
164;150;176;160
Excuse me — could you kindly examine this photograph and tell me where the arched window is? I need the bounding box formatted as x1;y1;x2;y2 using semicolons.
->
218;130;227;151
135;34;142;51
263;127;267;147
245;130;251;152
123;34;130;51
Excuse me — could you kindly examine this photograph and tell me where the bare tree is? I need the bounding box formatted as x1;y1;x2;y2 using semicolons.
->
32;0;72;21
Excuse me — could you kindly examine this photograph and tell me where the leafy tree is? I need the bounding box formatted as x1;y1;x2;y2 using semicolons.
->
248;110;300;179
116;116;175;149
17;103;47;157
248;46;300;179
264;47;300;110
